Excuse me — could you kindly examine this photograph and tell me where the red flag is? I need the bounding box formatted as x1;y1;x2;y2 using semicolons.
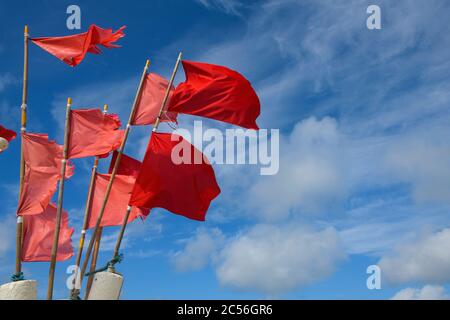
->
87;174;148;229
17;133;74;216
109;151;142;177
87;152;148;228
168;60;260;129
129;132;221;221
68;109;124;159
0;124;16;153
22;203;74;262
131;73;178;126
31;24;125;67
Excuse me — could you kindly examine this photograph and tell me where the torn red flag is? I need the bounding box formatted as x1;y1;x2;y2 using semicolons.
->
168;60;260;130
131;73;178;126
22;203;74;262
129;132;221;221
31;24;125;67
17;133;74;216
68;109;124;159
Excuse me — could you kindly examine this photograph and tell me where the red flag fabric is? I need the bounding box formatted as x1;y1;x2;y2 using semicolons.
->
131;73;178;126
0;124;16;141
31;24;125;67
168;60;260;129
129;132;221;221
68;109;123;159
22;203;74;262
86;173;148;229
17;133;74;216
86;152;148;228
109;151;142;177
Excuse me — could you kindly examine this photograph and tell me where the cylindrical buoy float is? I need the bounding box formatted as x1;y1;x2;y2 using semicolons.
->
87;271;123;300
0;137;9;153
0;280;38;300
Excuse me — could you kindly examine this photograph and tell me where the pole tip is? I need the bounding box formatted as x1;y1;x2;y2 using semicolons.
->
67;97;72;105
103;104;109;112
24;25;28;33
145;59;150;68
178;52;183;60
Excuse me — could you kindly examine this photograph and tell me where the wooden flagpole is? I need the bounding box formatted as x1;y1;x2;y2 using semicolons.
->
46;97;72;300
109;52;183;267
79;59;151;287
84;226;103;299
69;104;108;299
15;25;29;278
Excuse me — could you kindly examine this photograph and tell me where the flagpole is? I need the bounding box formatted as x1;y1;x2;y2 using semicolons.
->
46;97;72;300
153;52;183;132
79;59;151;287
69;104;108;299
110;52;183;267
15;25;29;278
84;226;103;299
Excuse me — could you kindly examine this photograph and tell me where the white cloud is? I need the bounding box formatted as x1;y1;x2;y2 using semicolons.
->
378;228;450;284
195;0;244;16
391;285;449;300
171;227;225;272
247;117;351;220
384;125;450;204
216;224;345;295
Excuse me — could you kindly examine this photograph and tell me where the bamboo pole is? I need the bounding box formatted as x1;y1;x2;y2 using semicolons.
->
152;52;183;132
15;25;29;277
110;52;183;266
69;104;108;299
46;97;72;300
111;206;132;262
84;226;103;299
79;59;151;286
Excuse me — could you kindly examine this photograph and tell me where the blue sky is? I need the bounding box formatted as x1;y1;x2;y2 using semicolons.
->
1;0;450;300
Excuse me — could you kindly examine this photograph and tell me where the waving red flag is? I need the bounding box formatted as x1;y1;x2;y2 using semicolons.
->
68;109;123;159
0;124;16;153
17;133;74;216
131;73;178;126
31;24;125;67
87;173;148;229
168;60;260;129
22;203;74;262
129;132;221;221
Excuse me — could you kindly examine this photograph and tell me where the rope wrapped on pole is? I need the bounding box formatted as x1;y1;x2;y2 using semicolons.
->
84;253;124;277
